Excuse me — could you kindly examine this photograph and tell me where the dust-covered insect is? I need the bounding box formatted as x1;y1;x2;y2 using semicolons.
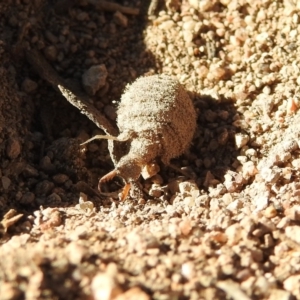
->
82;74;197;199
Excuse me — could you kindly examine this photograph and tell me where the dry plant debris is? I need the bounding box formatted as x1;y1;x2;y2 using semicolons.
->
1;0;300;299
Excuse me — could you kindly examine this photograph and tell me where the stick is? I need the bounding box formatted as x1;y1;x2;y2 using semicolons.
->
26;49;118;137
87;0;139;15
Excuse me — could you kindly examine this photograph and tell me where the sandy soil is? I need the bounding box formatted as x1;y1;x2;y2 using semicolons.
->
1;0;300;299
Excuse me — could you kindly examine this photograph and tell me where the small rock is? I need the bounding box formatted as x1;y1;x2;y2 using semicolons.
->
65;242;87;265
40;209;62;230
45;30;58;43
79;192;88;203
158;19;174;30
285;205;300;221
264;205;277;218
148;184;163;198
82;64;108;96
240;217;256;234
225;223;242;245
178;180;199;197
254;194;269;211
282;139;298;152
183;196;195;208
205;109;218;122
268;289;292;300
179;219;193;236
150;174;163;184
199;0;213;11
113;11;128;27
283;275;300;298
235;133;249;149
91;272;122;300
35;180;54;196
168;179;183;194
210;232;228;243
260;167;281;183
195;194;210;207
188;0;199;9
183;30;193;43
217;279;250;300
219;0;230;5
181;261;195;280
203;157;212;168
1;176;11;190
114;287;150;300
198;65;209;79
40;156;55;173
223;174;238;193
43;45;58;61
141;163;160;180
222;193;233;205
226;199;242;212
126;230;159;253
209;184;227;197
52;174;69;184
77;130;90;143
286;98;298;115
77;194;94;216
276;217;290;229
209;66;227;81
0;282;22;300
218;128;229;145
20;192;35;205
47;193;62;203
22;165;39;177
6;138;21;159
87;143;99;152
285;226;300;244
242;161;258;179
76;11;89;21
256;32;269;43
183;20;197;31
69;225;88;241
264;233;274;248
21;78;38;93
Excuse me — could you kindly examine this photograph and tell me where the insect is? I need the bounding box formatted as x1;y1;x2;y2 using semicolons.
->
82;74;197;200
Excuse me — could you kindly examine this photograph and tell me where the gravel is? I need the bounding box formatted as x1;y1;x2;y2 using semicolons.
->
1;0;300;299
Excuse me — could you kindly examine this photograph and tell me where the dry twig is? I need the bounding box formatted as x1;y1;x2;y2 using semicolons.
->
26;49;118;137
87;0;139;15
26;48;125;165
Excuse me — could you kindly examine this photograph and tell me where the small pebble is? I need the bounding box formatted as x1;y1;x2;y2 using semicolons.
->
1;176;11;190
285;226;300;244
21;78;38;93
40;156;55;173
47;193;62;203
82;64;108;96
235;133;249;149
43;45;58;61
52;174;69;184
283;275;300;298
6;138;21;159
35;180;54;196
264;206;277;218
20;192;35;205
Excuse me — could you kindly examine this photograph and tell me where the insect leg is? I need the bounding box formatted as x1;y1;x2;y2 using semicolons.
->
120;183;131;201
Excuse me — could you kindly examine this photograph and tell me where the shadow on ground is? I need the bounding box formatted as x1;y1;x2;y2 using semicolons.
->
0;0;239;233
